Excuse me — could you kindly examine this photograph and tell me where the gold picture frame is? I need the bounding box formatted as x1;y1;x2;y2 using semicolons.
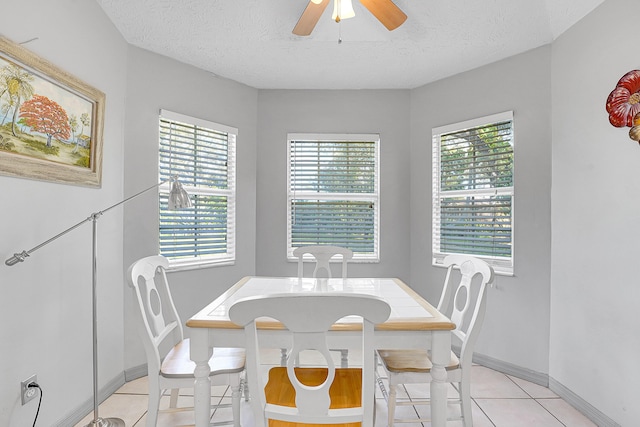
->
0;36;105;187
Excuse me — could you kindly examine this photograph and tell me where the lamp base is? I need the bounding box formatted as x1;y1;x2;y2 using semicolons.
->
84;417;126;427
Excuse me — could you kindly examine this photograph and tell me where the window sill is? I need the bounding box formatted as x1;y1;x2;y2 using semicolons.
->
286;257;380;263
168;258;235;272
432;255;513;276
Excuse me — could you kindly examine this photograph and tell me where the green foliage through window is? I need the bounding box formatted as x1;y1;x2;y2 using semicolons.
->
432;112;514;274
288;134;379;261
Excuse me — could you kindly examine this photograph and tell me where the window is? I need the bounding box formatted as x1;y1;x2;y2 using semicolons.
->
158;109;236;269
432;111;514;275
287;133;380;261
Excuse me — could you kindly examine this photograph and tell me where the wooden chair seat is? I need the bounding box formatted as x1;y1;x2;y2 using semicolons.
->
229;293;390;427
375;255;494;427
161;339;245;378
265;367;362;427
377;349;459;373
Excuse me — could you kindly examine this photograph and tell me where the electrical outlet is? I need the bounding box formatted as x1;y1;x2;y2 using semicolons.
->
21;375;38;405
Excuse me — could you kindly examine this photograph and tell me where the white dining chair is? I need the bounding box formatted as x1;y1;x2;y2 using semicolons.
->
292;245;353;279
289;245;355;368
229;292;390;427
127;255;245;427
376;255;494;426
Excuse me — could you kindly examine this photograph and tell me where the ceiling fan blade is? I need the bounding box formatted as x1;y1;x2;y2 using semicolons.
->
359;0;407;31
293;0;330;36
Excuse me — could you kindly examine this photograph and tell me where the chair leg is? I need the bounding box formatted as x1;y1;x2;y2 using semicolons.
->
281;347;302;366
169;388;179;408
459;379;473;427
328;349;349;367
242;374;250;401
387;383;397;427
340;349;349;368
146;386;161;427
231;382;242;427
280;348;287;366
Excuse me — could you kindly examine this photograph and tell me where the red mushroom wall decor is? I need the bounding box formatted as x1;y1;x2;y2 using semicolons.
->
606;69;640;144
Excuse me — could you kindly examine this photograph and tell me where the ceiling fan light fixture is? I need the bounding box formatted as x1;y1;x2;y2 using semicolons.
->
332;0;355;22
310;0;323;3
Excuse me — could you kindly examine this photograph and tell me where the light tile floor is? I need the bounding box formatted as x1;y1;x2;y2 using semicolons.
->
75;351;597;427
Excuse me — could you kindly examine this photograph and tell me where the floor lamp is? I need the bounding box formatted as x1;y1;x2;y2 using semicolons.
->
5;176;192;427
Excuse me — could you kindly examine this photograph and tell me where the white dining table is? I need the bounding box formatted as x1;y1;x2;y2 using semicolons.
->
186;276;455;427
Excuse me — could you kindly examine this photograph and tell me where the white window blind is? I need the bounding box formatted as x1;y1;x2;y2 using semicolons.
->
432;112;514;275
159;109;236;269
287;133;380;261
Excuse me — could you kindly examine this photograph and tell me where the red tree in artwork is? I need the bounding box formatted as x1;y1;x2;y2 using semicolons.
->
19;94;71;147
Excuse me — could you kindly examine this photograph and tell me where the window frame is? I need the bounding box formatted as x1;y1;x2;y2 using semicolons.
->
431;111;514;275
158;109;237;270
286;133;380;262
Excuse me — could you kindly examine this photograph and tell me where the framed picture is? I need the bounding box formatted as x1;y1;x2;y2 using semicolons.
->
0;36;105;187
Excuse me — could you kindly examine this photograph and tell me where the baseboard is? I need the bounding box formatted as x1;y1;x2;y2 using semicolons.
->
471;350;619;427
124;363;148;382
549;376;621;427
470;350;549;387
52;372;125;427
53;359;620;427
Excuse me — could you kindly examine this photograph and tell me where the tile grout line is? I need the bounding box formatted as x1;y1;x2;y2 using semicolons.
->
472;370;532;426
471;397;497;427
506;373;568;427
402;384;428;427
93;365;591;427
532;398;569;427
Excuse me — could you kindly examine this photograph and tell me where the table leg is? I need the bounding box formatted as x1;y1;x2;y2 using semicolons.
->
190;328;212;427
430;330;451;427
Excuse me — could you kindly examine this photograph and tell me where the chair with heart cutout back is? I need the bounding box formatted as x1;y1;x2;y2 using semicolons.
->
376;255;494;426
287;245;354;369
229;292;390;427
128;255;246;427
292;245;353;280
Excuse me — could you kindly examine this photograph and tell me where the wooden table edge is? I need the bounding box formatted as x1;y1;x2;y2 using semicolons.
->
186;276;455;332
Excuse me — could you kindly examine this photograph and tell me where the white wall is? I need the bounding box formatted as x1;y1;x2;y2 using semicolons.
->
122;46;259;371
550;0;640;424
409;46;553;376
2;0;636;425
0;1;128;425
255;90;411;279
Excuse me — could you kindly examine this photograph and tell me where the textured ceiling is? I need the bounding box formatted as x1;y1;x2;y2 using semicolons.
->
96;0;605;90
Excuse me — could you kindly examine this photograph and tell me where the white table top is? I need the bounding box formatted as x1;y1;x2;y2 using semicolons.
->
187;276;454;332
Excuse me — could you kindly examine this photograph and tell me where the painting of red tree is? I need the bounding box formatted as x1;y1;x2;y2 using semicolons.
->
19;94;71;147
0;37;105;186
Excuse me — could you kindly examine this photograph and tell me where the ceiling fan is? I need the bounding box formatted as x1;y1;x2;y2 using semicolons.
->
293;0;407;36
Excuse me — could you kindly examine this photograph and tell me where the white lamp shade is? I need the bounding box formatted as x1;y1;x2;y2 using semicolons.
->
168;178;193;210
332;0;355;21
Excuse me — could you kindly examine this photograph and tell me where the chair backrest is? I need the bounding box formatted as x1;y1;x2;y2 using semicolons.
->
229;293;390;425
127;255;183;376
436;255;494;369
292;245;353;279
